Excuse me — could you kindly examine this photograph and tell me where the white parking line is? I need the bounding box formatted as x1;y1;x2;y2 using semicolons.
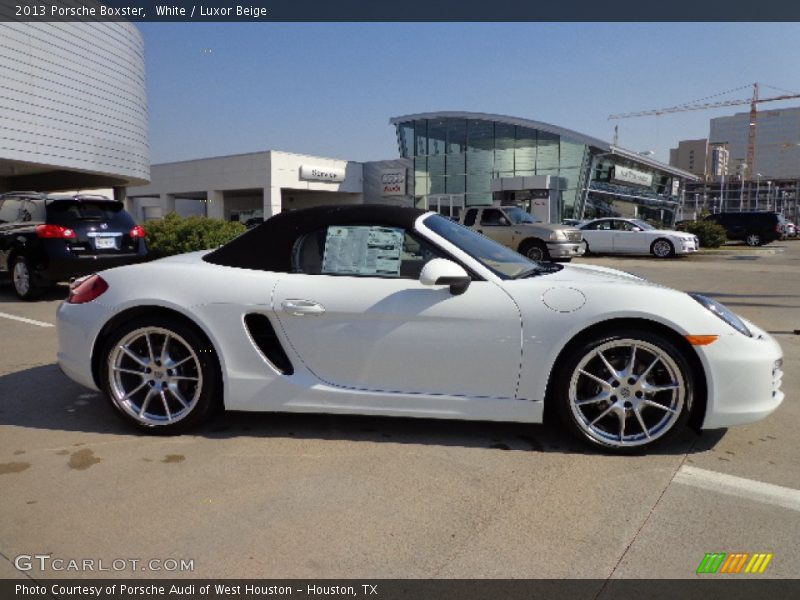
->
0;311;54;328
674;465;800;512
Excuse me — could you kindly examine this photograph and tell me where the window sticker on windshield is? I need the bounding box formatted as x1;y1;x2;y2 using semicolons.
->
322;226;404;276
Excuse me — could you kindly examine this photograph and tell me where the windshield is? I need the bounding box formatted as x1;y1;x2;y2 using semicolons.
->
505;207;538;224
423;214;557;279
631;219;656;230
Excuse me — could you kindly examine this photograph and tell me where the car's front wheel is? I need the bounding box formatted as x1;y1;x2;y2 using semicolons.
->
100;317;220;434
520;239;550;261
553;329;692;453
650;238;675;258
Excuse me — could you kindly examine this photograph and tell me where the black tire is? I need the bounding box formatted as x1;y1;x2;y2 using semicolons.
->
745;233;762;247
582;240;591;255
552;328;693;454
11;256;40;300
650;238;675;258
99;316;221;434
520;239;550;262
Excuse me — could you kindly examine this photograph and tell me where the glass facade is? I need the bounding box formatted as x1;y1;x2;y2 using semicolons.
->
586;155;681;227
396;117;590;219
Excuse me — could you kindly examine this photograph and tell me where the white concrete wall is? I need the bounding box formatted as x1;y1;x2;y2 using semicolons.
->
128;152;271;197
0;21;149;184
128;150;365;219
283;191;363;211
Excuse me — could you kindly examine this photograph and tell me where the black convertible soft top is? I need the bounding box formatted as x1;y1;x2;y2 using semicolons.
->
204;204;428;272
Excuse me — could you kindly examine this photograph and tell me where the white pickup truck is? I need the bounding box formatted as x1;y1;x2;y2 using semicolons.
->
458;206;584;262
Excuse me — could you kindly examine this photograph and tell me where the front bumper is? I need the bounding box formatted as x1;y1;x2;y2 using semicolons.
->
699;320;784;429
546;241;585;258
676;237;700;254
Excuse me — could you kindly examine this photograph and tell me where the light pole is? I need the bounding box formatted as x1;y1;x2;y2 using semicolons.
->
767;181;773;211
755;174;762;210
738;163;747;210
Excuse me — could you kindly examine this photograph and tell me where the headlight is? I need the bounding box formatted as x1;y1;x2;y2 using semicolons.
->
549;230;566;241
688;293;752;337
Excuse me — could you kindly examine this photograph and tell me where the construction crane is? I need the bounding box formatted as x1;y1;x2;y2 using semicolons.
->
608;83;800;179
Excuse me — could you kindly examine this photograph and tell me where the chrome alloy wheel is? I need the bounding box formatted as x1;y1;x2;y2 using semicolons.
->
745;233;761;247
108;327;203;426
651;240;673;258
568;339;685;448
12;260;30;296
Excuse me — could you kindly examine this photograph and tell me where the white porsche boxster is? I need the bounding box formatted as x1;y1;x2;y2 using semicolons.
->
56;205;784;452
579;217;699;257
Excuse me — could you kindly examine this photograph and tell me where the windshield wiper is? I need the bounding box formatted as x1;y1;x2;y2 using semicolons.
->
512;263;562;279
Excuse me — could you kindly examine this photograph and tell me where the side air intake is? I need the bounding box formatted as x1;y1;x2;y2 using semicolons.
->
244;313;294;375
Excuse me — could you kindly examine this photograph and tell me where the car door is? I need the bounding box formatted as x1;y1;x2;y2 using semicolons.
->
476;208;515;248
581;219;614;252
0;198;22;272
723;214;746;240
272;223;522;399
611;220;644;253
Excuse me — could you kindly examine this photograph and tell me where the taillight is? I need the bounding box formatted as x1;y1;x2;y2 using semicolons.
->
67;274;109;304
36;224;76;239
776;224;783;233
130;225;146;238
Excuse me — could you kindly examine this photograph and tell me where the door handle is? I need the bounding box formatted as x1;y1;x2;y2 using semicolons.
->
282;299;326;316
477;229;483;233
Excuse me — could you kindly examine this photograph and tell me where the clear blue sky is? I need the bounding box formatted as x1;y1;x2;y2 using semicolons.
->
138;22;800;165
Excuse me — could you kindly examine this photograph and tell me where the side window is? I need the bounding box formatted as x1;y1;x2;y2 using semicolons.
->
19;200;44;222
292;225;443;279
0;199;21;223
614;220;634;231
463;208;478;227
588;220;611;230
480;208;507;226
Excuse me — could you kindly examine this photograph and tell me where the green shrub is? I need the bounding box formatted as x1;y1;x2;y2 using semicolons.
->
676;219;727;248
144;213;246;259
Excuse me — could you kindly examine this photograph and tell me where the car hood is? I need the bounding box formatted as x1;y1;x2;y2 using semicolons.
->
516;222;576;232
540;262;657;286
652;229;696;239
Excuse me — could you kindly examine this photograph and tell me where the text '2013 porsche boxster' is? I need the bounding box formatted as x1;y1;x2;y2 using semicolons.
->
57;205;784;452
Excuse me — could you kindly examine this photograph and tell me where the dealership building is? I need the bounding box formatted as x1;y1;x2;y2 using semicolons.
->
0;20;149;196
0;18;694;226
128;112;697;227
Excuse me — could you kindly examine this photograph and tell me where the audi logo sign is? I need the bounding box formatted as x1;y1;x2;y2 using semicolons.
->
380;169;406;196
299;165;346;183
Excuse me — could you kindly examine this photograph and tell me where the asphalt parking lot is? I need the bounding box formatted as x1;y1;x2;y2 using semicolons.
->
1;242;798;581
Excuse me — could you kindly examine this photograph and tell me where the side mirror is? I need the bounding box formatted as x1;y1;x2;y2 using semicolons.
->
419;258;471;295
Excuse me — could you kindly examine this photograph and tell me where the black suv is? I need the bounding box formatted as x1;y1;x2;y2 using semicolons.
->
0;192;148;299
704;211;786;246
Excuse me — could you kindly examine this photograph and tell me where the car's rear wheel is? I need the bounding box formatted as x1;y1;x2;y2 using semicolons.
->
100;317;220;434
745;233;762;246
520;239;550;261
553;329;692;453
11;256;39;300
650;238;675;258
